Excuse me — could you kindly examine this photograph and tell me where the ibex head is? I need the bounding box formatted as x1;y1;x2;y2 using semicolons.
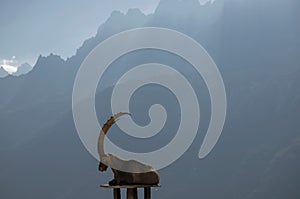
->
98;162;108;172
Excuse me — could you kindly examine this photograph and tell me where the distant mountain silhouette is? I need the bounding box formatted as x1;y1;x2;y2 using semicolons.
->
12;63;33;76
0;0;300;199
0;66;8;78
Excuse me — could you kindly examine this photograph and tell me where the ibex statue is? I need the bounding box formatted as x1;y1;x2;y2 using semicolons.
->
98;112;160;186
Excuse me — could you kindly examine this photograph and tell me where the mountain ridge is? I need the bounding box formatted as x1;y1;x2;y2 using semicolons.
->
0;66;9;78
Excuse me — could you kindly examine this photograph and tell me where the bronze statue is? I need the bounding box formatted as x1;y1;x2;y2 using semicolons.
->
98;112;160;186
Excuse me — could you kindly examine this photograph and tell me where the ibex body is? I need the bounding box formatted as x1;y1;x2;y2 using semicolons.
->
98;113;160;186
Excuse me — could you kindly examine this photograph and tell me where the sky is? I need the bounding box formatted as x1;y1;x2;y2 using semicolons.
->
0;0;161;68
0;0;214;71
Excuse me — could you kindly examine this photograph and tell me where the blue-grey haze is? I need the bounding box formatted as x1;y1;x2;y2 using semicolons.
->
0;0;299;198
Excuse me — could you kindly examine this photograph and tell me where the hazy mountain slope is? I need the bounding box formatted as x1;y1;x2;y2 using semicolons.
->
12;63;33;76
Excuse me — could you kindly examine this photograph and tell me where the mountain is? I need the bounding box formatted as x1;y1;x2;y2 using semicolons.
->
12;63;33;76
0;66;8;78
0;62;32;78
0;0;300;199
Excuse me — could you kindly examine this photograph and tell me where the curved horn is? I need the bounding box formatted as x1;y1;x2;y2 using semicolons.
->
97;112;130;161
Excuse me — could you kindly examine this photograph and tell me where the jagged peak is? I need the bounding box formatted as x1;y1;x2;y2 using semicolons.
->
126;8;145;17
33;53;66;73
109;10;125;20
156;0;201;11
36;53;65;64
104;8;146;24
